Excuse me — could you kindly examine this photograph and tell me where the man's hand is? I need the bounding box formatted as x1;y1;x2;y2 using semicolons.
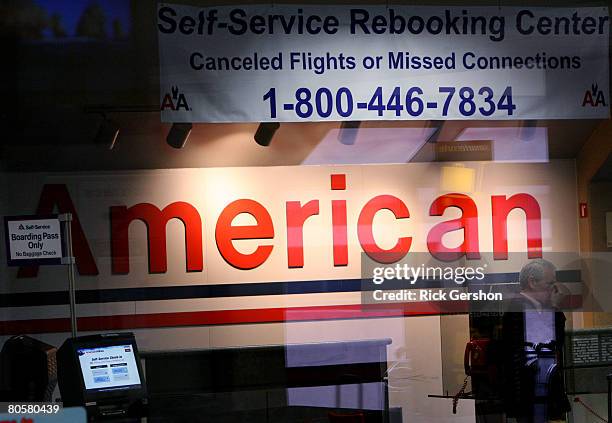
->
550;282;571;309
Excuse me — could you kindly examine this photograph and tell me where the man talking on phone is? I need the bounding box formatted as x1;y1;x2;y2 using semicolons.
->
501;259;571;423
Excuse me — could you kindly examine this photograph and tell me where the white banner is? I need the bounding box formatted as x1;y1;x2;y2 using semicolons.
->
158;4;609;122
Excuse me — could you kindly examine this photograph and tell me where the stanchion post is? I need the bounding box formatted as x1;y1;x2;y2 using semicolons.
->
607;373;611;423
59;213;77;338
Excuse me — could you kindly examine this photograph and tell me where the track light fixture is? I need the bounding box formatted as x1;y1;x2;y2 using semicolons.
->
254;122;280;146
338;121;361;145
94;117;120;150
166;123;193;149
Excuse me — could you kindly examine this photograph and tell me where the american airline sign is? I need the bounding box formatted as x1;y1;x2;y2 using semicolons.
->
15;172;545;278
0;163;579;333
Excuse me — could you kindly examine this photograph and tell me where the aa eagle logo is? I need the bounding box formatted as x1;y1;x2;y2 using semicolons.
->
161;86;190;111
582;83;606;107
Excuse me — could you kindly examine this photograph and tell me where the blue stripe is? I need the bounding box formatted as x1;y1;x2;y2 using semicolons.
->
0;270;580;308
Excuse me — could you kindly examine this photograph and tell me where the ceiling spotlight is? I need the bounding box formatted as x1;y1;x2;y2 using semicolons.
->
338;121;361;145
254;122;280;146
166;123;193;149
94;118;120;150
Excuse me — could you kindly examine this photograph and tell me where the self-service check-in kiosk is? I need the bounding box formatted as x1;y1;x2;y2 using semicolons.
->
57;333;147;420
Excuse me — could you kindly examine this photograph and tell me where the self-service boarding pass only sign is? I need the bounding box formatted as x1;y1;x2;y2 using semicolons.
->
4;215;64;266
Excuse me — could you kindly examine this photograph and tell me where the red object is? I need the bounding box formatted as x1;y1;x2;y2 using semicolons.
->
330;174;346;190
17;183;546;276
215;199;274;269
332;200;348;266
464;339;491;376
357;195;412;263
111;202;203;274
0;303;450;336
427;193;481;261
491;194;543;260
286;200;319;268
579;202;588;218
328;411;365;422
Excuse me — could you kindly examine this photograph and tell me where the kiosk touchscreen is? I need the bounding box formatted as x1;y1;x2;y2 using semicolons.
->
58;333;147;419
77;344;141;392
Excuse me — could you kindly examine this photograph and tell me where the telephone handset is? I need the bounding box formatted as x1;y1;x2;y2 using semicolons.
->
464;338;491;376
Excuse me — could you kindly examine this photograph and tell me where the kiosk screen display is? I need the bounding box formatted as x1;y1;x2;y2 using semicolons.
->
77;344;141;391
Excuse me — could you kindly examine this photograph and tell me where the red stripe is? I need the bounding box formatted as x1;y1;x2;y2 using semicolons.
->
0;302;459;336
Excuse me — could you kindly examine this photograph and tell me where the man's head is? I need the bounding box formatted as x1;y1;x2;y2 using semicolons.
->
519;259;557;306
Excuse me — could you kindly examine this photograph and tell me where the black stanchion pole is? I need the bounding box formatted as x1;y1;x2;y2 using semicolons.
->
607;373;612;423
59;213;77;338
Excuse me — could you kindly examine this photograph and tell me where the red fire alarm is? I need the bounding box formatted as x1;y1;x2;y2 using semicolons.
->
579;202;588;218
